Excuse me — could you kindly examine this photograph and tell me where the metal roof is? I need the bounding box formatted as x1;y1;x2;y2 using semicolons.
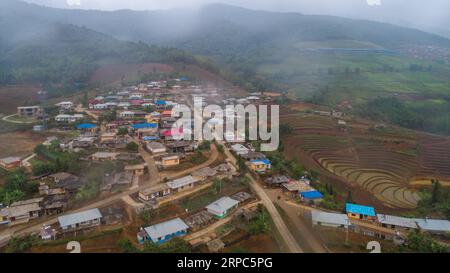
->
76;123;97;129
144;218;189;241
345;203;376;217
132;123;158;129
58;208;103;227
300;191;324;199
312;211;350;226
206;197;239;214
414;218;450;232
376;214;418;229
166;175;199;189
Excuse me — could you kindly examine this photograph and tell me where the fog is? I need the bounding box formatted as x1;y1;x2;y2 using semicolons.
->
21;0;450;38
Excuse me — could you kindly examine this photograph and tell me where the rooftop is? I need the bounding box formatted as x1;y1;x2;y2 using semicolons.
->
166;175;199;189
377;214;418;229
312;211;350;226
206;196;239;213
144;218;189;241
346;203;376;217
58;208;103;228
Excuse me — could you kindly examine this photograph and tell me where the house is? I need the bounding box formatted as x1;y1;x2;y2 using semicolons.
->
376;214;418;231
118;111;135;119
124;164;146;176
311;211;351;229
413;218;450;234
265;175;290;187
240;151;266;161
299;191;324;204
92;152;118;162
161;110;172;118
55;101;74;110
102;172;133;192
49;173;82;194
166;141;196;153
138;218;189;244
282;180;315;195
161;155;180;168
146;142;167;154
0;156;22;170
8;198;43;226
100;132;117;143
249;159;271;173
55;114;83;123
346;203;376;221
76;123;97;131
93;103;108;110
230;144;250;155
166;175;200;193
58;208;103;232
72;137;96;148
138;184;171;201
206;197;239;218
17;106;42;118
192;167;218;181
1;208;9;225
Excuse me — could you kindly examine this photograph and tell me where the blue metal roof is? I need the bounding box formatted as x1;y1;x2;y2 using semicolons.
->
143;136;159;141
300;191;324;199
155;100;167;105
132;123;158;129
346;203;376;217
250;159;271;165
76;123;97;129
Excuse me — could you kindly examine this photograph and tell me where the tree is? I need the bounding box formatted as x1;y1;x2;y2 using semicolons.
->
405;231;448;253
117;127;129;136
431;179;442;204
126;142;139;152
246;205;271;235
117;239;139;253
32;161;55;176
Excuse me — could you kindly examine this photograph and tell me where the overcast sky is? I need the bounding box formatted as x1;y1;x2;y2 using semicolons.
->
22;0;450;37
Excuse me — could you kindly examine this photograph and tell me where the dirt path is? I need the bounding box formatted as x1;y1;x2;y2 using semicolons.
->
221;143;304;253
185;201;262;241
0;142;220;247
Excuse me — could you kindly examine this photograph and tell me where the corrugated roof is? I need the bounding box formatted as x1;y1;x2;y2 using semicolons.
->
300;191;324;199
414;218;450;232
377;214;418;229
144;218;189;241
346;203;376;217
58;208;103;227
166;175;199;189
132;123;158;129
206;197;239;213
312;211;350;226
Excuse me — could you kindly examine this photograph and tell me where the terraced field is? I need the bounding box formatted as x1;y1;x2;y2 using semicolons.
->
416;134;450;179
281;117;423;209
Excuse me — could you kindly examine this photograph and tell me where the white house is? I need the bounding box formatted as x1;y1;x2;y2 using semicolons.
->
93;103;108;110
55;101;74;110
206;197;239;218
311;211;351;228
55;114;83;123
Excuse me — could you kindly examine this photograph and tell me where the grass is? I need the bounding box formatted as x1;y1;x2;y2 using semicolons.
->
180;189;221;212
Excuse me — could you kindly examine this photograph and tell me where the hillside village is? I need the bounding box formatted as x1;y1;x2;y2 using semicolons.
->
1;76;449;254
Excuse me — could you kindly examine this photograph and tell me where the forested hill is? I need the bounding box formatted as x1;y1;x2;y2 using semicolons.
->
0;1;205;84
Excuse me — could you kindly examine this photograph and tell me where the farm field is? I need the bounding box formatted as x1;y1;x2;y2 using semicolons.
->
0;131;46;158
0;85;41;114
281;114;450;210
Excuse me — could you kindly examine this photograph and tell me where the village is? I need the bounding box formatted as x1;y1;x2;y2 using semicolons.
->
1;76;449;253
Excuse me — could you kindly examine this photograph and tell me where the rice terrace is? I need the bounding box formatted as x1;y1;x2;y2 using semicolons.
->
281;107;450;210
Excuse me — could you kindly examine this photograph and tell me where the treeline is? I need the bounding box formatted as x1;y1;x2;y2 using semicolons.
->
356;97;450;136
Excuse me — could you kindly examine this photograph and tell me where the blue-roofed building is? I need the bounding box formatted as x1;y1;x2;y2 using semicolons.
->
142;136;159;141
131;123;158;130
138;218;189;244
300;191;324;201
76;123;97;130
249;159;271;173
346;203;376;221
155;100;167;109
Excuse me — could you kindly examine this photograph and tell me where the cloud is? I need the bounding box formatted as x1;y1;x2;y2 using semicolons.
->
66;0;81;6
